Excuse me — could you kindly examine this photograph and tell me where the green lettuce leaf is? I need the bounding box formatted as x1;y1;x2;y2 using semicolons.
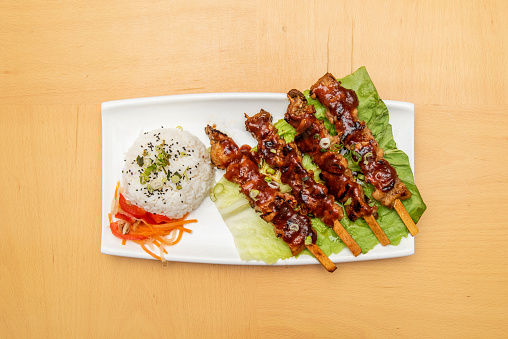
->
338;67;427;225
213;67;426;262
213;178;345;262
303;67;426;251
305;92;337;135
213;177;293;264
273;119;295;143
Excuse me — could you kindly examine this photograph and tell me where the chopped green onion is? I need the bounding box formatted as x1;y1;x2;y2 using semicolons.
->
209;192;217;202
266;168;276;175
143;164;156;177
213;183;224;195
176;184;182;190
183;167;189;181
270;149;277;154
305;236;312;245
319;137;331;149
289;223;299;232
279;184;291;193
249;189;259;199
350;149;362;164
330;144;343;152
171;173;181;183
136;155;144;167
264;177;272;182
176;126;183;131
146;184;154;193
344;197;352;206
151;179;163;190
363;152;374;165
267;181;279;190
357;173;365;181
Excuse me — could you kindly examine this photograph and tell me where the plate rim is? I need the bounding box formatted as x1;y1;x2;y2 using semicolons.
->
101;92;415;265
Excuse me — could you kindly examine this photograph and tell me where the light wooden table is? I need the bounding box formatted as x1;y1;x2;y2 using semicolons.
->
1;1;507;338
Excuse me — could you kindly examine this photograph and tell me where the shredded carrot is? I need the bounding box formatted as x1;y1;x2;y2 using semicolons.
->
140;243;161;261
153;238;169;254
114;181;120;200
153;234;171;246
174;229;184;244
109;185;198;262
167;229;180;242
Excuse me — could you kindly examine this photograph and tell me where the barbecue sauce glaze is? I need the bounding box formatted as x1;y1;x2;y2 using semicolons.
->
285;90;376;221
205;125;315;255
245;111;343;226
311;74;398;193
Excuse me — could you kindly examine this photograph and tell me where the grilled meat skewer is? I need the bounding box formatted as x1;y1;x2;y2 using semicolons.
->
310;73;411;208
285;90;390;245
205;125;336;271
285;90;376;221
310;73;418;235
245;110;361;256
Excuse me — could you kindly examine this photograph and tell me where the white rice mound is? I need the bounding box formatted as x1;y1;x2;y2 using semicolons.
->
122;127;214;219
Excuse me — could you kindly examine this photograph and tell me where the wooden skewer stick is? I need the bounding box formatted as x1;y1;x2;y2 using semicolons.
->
306;243;337;272
333;220;362;257
394;199;419;236
364;215;391;246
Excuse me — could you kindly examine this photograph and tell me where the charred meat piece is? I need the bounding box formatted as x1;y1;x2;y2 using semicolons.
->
205;125;316;256
285;90;376;221
244;110;344;226
310;73;411;208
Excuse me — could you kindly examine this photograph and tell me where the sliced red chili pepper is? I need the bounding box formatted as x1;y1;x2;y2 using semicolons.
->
119;193;147;218
140;213;156;225
148;212;174;224
115;212;136;223
110;221;147;240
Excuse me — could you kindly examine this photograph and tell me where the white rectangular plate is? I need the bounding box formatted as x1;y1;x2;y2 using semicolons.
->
101;93;415;265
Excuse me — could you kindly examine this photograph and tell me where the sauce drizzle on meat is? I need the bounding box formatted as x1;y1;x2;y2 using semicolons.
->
205;125;316;255
284;90;376;221
245;110;344;226
310;73;411;208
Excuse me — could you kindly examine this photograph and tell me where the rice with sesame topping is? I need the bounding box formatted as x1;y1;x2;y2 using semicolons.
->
121;127;214;219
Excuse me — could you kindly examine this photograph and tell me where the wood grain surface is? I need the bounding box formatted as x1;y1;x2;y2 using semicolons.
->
1;1;507;338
